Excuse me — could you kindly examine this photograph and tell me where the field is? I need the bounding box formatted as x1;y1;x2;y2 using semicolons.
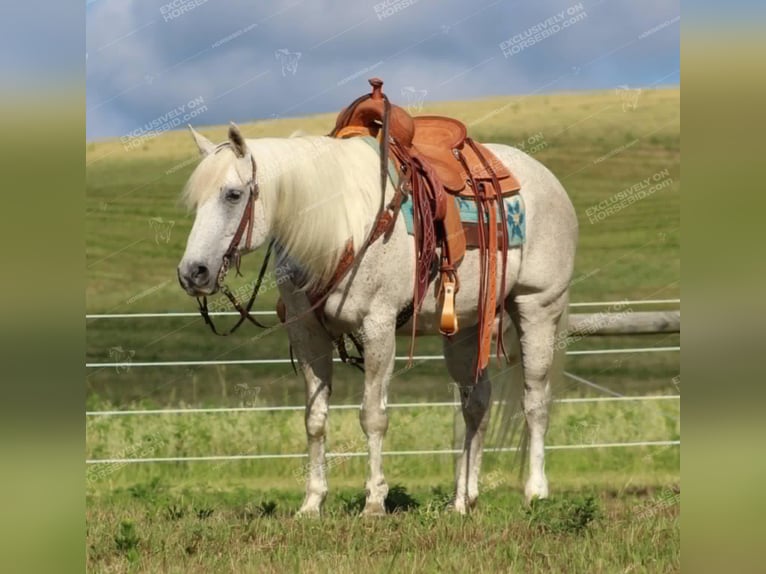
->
86;88;680;572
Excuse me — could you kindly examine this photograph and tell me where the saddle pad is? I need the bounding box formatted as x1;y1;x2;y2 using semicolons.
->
401;194;526;247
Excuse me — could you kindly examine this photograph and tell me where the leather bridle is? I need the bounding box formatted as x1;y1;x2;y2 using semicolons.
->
196;153;274;336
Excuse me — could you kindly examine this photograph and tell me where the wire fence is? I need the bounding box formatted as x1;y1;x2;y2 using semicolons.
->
85;346;680;369
87;394;680;417
85;298;680;320
86;440;681;465
86;395;681;464
85;298;681;466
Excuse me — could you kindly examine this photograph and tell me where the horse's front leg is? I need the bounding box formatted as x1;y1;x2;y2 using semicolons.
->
358;312;396;516
287;316;334;517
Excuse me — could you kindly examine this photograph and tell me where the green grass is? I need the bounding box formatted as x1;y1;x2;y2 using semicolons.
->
86;88;680;572
87;399;679;486
87;483;679;573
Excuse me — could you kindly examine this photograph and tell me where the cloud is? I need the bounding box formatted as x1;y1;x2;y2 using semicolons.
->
86;0;679;140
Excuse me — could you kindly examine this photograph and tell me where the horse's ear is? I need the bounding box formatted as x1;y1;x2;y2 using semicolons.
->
188;125;215;156
228;122;247;158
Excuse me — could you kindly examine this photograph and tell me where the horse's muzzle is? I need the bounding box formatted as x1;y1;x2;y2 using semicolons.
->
177;262;218;296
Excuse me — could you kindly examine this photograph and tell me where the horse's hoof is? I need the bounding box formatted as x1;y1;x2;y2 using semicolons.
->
295;507;322;519
524;479;549;505
447;500;468;515
360;502;386;517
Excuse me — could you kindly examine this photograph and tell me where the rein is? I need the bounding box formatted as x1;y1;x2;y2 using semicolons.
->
197;154;274;336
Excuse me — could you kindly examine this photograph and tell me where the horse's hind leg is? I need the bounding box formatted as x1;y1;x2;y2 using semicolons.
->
509;291;568;503
444;324;492;514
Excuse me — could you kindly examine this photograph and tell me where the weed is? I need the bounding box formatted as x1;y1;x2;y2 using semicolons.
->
257;500;278;517
164;502;185;521
128;476;165;504
429;485;454;509
526;495;600;534
113;521;140;562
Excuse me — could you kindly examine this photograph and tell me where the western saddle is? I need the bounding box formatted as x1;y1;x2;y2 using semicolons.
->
321;78;521;379
271;79;520;379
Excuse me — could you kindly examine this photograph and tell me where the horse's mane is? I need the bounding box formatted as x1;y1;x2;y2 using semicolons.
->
181;135;385;289
181;143;240;210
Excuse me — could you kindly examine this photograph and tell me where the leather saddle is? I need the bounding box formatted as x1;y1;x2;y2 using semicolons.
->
330;78;521;380
411;116;520;198
334;85;520;201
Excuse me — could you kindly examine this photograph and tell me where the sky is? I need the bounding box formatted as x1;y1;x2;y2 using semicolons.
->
85;0;680;141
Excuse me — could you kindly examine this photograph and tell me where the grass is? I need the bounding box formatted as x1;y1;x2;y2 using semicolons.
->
87;398;679;487
87;483;679;573
86;87;680;572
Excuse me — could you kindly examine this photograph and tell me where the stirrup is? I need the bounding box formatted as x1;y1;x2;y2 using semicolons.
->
439;279;458;336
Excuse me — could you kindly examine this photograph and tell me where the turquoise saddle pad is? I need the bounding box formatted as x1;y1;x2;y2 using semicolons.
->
400;194;526;246
361;135;526;246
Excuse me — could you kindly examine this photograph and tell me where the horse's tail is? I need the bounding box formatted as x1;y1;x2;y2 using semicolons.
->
489;303;569;479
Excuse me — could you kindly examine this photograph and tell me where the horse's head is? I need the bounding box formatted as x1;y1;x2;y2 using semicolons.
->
177;123;270;296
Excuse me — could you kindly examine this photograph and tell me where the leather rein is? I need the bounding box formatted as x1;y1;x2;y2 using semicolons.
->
196;152;274;336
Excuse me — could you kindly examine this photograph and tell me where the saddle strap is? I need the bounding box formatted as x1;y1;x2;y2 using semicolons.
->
481;195;498;372
466;138;511;362
456;139;510;382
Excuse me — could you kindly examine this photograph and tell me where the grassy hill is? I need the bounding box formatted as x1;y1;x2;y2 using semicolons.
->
86;87;679;308
85;87;679;405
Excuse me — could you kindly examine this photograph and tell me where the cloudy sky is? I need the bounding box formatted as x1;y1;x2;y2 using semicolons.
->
86;0;679;141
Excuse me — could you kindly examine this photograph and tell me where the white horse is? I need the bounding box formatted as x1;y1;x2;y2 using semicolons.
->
177;123;578;516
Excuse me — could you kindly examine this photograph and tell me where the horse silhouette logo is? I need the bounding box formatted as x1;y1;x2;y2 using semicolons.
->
615;85;642;111
149;217;175;244
401;86;428;113
109;346;135;373
275;49;301;76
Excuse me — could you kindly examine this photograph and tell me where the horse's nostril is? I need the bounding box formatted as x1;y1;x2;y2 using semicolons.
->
191;265;209;283
179;262;212;292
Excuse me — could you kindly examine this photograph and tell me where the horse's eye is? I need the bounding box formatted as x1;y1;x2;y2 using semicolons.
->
225;189;243;202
